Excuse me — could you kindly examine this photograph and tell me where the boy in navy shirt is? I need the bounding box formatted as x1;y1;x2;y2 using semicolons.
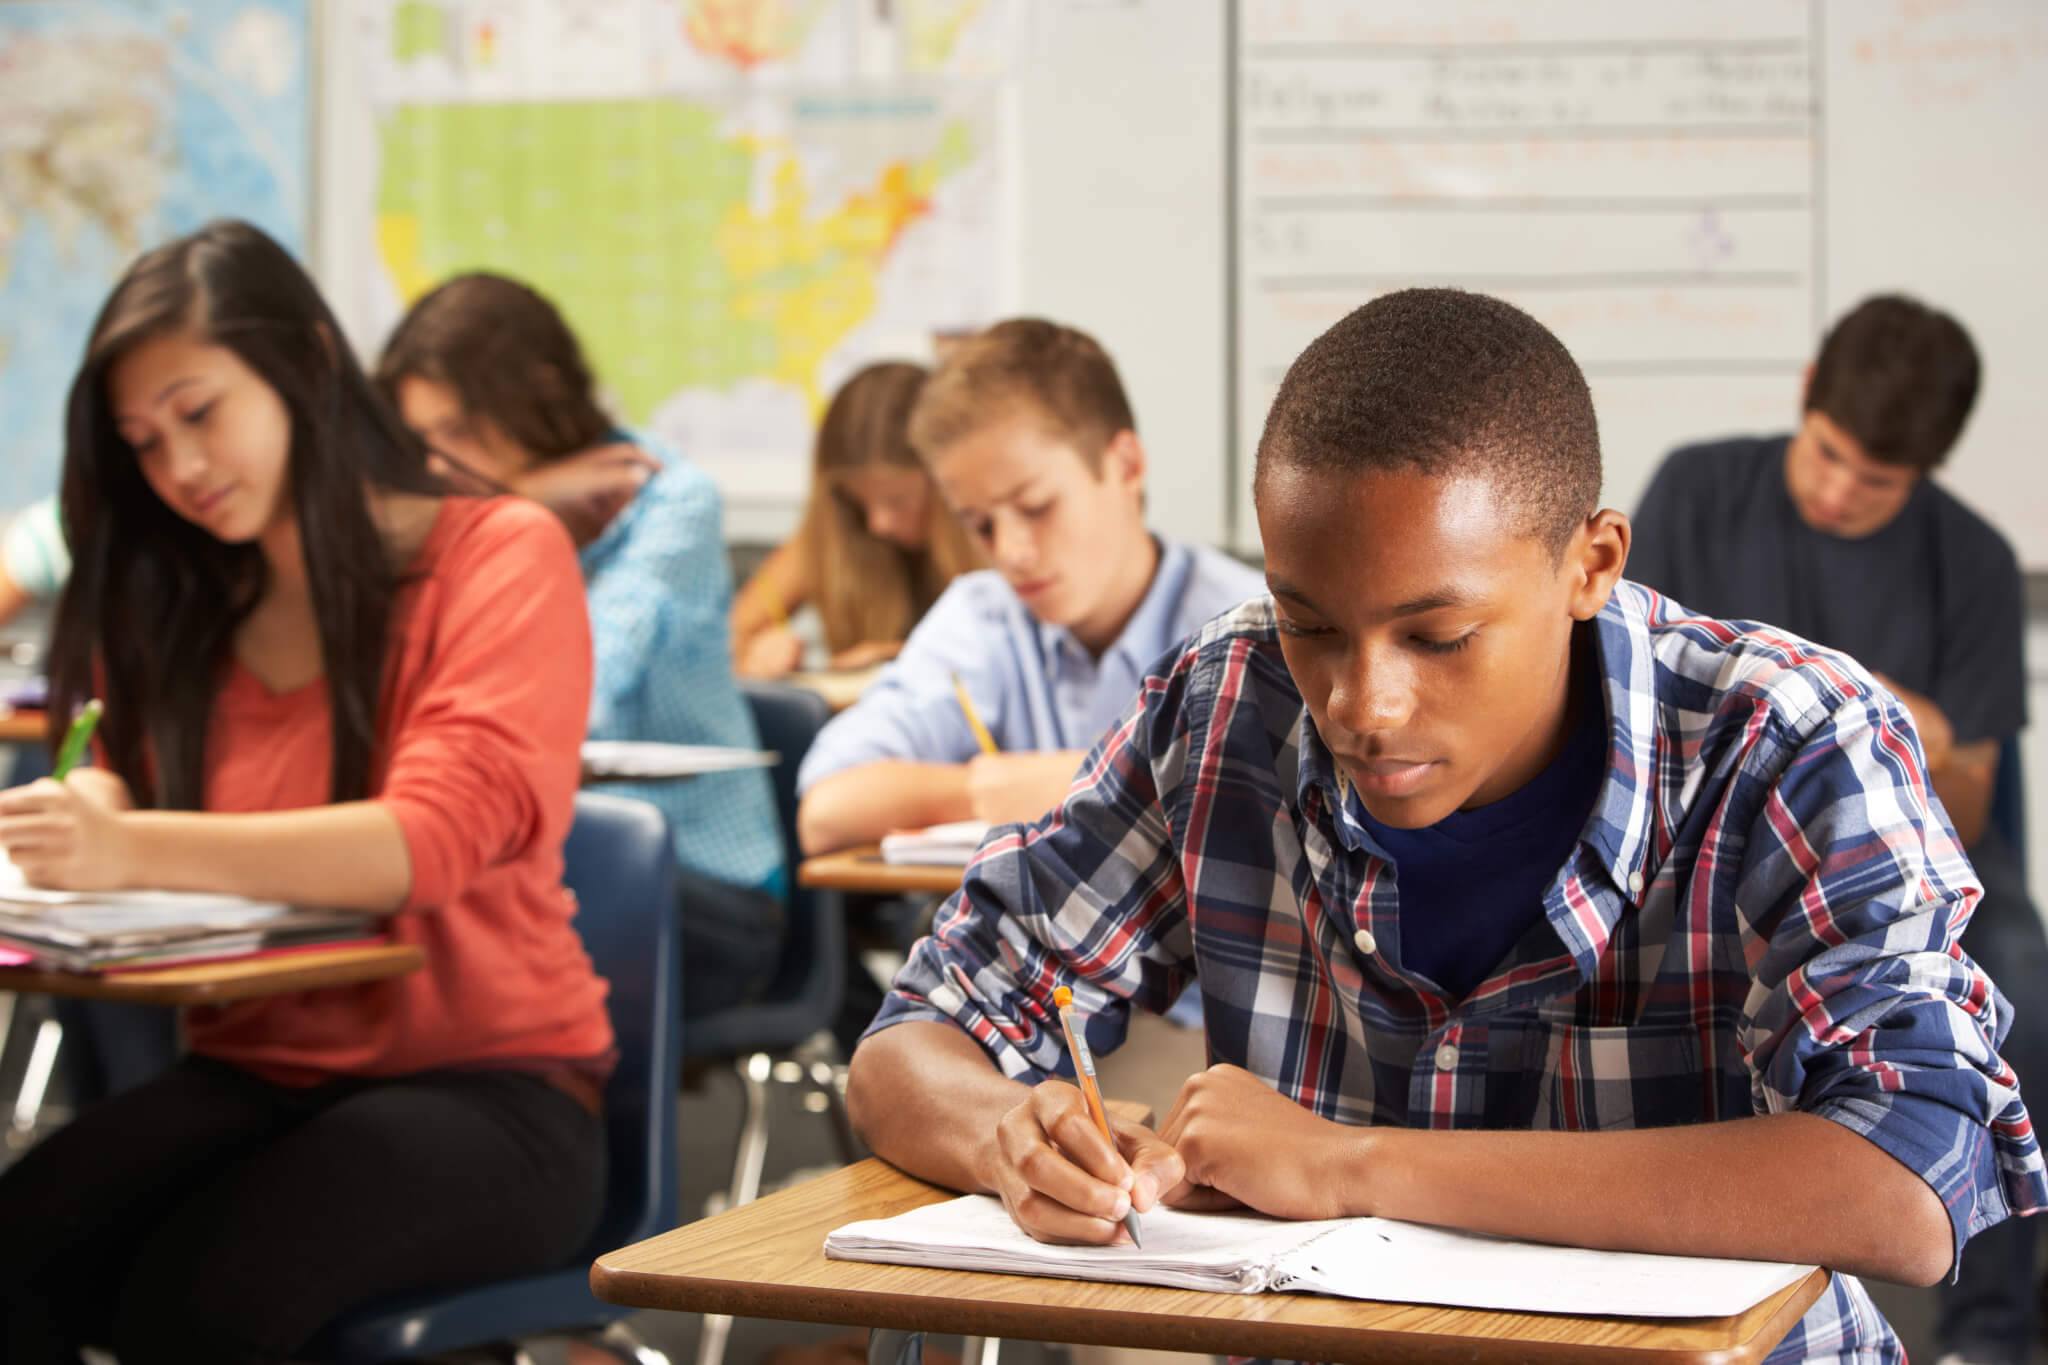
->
1633;295;2045;1365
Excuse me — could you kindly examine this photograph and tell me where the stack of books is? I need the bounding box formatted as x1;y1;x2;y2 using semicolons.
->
0;866;374;972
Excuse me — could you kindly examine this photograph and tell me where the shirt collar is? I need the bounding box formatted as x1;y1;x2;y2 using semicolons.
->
1034;535;1191;672
1286;586;1663;924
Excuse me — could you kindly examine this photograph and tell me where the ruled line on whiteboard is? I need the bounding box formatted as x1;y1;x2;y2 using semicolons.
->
1256;271;1805;292
1244;40;1808;60
1255;359;1808;383
1252;195;1812;214
1252;124;1812;143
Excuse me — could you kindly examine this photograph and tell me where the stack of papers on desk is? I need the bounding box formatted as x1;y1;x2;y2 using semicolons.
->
0;864;373;971
825;1194;1816;1318
879;820;991;866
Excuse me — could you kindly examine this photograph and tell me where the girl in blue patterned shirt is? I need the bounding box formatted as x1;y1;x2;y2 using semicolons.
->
379;273;786;1018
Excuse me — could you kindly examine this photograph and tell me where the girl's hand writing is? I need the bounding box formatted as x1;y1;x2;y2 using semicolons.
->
0;776;137;890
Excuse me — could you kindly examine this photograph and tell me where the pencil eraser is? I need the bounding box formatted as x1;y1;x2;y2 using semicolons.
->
1053;986;1073;1008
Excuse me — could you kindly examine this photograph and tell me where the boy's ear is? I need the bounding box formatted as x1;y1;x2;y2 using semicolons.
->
1565;509;1631;621
1103;429;1146;493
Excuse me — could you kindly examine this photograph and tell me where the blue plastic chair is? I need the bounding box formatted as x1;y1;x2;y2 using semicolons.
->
687;681;853;1365
307;791;682;1363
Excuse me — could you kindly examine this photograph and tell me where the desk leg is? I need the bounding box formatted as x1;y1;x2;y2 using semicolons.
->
8;1011;62;1146
868;1329;924;1365
866;1332;1001;1365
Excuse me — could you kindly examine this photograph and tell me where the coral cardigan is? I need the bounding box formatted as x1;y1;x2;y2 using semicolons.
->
184;497;615;1083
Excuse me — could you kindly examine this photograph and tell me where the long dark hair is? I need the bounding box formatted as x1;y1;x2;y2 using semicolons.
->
375;272;612;464
49;219;442;809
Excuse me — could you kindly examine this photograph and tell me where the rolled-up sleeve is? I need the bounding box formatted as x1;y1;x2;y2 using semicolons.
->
379;501;593;913
867;656;1203;1080
796;578;1011;793
1735;685;2048;1264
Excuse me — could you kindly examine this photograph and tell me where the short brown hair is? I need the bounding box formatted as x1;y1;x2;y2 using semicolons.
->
1806;295;1979;473
907;317;1136;470
376;273;611;464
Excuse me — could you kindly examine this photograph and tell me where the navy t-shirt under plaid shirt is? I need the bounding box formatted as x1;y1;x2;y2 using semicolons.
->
868;582;2048;1364
1365;631;1608;1002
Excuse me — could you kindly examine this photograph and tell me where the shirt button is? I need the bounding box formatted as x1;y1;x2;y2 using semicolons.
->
1353;928;1377;955
1434;1043;1459;1071
1628;870;1646;895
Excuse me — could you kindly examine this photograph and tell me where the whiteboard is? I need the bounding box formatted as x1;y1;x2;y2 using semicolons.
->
1232;0;2048;566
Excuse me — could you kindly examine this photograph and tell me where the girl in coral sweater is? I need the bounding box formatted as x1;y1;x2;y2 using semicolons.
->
0;220;613;1364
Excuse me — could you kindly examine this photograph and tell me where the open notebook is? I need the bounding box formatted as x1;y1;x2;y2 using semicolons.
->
879;819;991;866
825;1194;1816;1319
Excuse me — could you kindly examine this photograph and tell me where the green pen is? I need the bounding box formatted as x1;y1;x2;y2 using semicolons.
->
51;698;104;781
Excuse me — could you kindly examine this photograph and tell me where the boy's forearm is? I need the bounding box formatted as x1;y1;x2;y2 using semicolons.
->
1931;739;1997;849
1352;1112;1953;1285
797;762;974;854
847;1020;1034;1194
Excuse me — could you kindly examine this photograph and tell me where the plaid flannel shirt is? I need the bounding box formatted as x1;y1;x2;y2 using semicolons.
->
871;582;2047;1363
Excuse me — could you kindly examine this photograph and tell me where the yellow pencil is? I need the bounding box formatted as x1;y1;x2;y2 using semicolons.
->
1054;985;1143;1247
951;671;998;755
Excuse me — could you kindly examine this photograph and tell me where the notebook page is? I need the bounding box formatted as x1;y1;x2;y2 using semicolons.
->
826;1193;1341;1292
1274;1218;1815;1318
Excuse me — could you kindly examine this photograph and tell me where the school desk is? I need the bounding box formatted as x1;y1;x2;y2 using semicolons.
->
591;1155;1831;1364
787;664;885;713
798;846;966;897
0;942;427;1138
0;941;424;1006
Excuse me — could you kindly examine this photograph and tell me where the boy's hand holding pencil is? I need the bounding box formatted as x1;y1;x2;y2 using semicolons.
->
981;987;1184;1248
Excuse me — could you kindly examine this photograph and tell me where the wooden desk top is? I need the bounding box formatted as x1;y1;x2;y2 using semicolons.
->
592;1159;1828;1364
798;847;966;897
0;941;425;1006
0;710;46;745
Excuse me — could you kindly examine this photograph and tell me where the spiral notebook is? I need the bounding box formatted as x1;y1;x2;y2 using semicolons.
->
824;1194;1815;1319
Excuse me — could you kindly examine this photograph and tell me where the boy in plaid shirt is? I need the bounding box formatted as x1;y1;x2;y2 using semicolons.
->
845;290;2044;1362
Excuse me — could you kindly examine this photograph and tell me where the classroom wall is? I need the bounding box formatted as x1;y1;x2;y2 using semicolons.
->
312;1;2045;565
312;0;1233;547
1015;0;1231;550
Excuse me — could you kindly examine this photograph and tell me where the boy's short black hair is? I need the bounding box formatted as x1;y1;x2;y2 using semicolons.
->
1806;295;1979;473
1254;288;1601;556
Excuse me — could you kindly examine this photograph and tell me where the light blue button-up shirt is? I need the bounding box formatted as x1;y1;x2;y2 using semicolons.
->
796;536;1265;793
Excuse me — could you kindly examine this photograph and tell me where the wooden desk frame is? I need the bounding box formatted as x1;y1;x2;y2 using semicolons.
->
593;1158;1830;1364
798;847;966;898
0;942;425;1006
